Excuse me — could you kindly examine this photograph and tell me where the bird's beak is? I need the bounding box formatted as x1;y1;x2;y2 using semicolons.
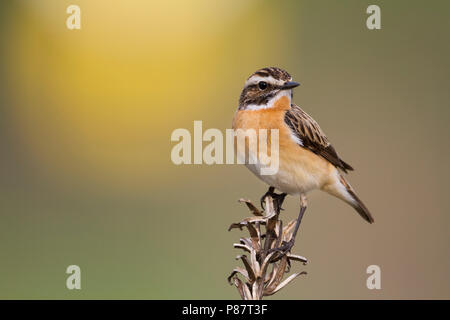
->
280;81;300;90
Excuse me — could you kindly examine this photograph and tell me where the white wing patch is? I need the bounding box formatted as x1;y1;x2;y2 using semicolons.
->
290;132;303;146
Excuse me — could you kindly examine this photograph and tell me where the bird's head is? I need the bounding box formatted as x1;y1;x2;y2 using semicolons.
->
238;67;299;111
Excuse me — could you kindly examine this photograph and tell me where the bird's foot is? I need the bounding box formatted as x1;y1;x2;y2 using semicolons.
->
260;187;287;212
268;239;295;255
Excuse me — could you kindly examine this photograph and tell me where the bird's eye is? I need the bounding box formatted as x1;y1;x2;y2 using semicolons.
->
258;81;268;90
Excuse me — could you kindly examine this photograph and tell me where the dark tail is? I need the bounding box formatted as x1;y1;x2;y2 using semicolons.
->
346;187;374;224
338;175;374;224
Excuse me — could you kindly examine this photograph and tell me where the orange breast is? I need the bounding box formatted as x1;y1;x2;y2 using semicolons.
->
232;96;298;153
232;96;290;131
232;96;336;193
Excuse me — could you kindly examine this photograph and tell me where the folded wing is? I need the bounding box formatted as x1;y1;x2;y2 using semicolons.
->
284;104;354;173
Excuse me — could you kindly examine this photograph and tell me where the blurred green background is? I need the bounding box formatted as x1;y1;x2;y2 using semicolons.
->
0;0;449;299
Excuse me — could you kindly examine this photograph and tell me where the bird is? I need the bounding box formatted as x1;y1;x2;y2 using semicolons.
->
232;67;374;253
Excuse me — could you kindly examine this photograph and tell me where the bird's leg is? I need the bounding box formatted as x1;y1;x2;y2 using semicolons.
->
260;186;287;212
270;194;307;254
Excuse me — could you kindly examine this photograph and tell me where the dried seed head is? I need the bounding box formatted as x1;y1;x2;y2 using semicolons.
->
228;196;307;300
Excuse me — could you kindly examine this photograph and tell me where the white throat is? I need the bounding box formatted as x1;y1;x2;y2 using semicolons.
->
244;90;292;111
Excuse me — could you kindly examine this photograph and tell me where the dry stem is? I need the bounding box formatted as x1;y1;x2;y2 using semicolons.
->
228;195;307;300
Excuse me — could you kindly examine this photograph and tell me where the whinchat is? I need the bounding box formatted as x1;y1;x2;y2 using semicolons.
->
232;67;374;251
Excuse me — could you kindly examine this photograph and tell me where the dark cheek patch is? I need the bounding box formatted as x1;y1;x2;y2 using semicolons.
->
239;81;282;109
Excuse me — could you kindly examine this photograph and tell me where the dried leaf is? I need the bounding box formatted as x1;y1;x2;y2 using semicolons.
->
252;281;260;300
240;238;253;249
245;222;261;251
264;255;288;295
239;199;264;216
227;267;250;284
286;258;291;273
266;211;279;238
272;220;283;250
233;243;251;253
287;253;308;264
232;276;246;300
264;197;277;220
254;221;262;245
282;219;297;242
236;255;256;282
264;263;275;283
243;283;253;300
228;216;267;231
250;249;261;277
259;251;276;277
268;272;307;296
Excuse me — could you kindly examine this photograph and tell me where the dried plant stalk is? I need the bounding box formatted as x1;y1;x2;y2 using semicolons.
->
228;196;307;300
